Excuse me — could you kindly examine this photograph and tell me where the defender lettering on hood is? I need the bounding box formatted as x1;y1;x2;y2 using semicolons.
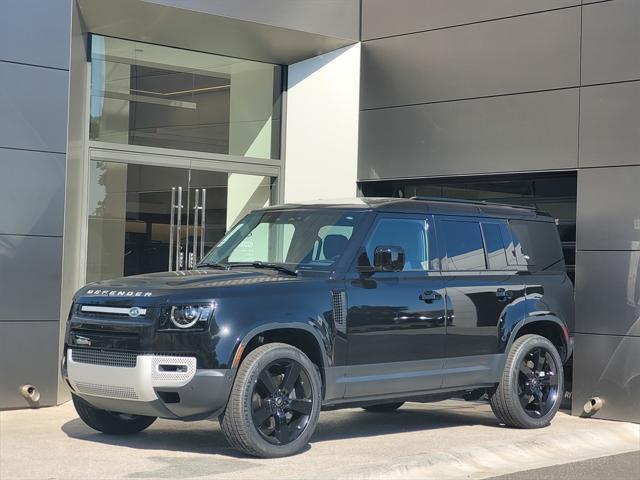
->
85;289;153;297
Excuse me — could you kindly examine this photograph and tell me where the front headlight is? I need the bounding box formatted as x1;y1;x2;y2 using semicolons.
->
169;302;215;329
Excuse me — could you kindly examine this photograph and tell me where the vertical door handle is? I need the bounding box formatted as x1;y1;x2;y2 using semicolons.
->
175;186;183;270
200;189;206;261
192;189;200;269
168;187;176;271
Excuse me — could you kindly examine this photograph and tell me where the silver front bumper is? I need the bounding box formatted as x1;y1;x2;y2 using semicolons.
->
67;349;197;402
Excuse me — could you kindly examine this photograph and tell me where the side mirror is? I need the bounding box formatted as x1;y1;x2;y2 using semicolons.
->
373;245;405;272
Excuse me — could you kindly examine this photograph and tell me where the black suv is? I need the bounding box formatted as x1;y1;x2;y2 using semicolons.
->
62;197;574;457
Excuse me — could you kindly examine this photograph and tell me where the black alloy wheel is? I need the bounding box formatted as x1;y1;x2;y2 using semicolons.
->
518;346;560;418
220;343;322;458
251;359;314;445
490;334;564;429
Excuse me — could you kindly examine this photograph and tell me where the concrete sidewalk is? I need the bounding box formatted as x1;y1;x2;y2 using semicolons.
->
1;399;638;480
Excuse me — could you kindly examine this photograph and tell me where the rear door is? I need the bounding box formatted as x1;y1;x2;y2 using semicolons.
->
435;216;526;388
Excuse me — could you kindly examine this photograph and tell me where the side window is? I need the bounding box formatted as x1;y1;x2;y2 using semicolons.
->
441;220;486;271
365;217;430;271
481;223;509;270
509;220;564;271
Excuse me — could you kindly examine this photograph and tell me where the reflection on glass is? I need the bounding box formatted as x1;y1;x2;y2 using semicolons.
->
203;210;364;271
365;218;430;271
441;220;486;271
86;160;273;282
90;35;282;159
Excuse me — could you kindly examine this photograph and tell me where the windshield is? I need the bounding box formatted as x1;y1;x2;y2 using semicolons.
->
200;209;364;271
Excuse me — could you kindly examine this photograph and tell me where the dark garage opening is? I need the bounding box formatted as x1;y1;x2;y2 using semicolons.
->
359;171;577;284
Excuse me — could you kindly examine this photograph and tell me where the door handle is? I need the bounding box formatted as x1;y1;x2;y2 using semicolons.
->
419;290;442;303
192;189;200;269
496;288;513;301
175;186;183;270
200;188;206;261
168;187;176;271
190;188;207;267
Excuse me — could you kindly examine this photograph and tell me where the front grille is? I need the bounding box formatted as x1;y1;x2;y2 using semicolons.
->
71;348;138;368
331;289;347;334
74;381;138;400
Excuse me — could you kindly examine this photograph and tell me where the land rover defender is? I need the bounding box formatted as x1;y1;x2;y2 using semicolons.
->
62;197;574;457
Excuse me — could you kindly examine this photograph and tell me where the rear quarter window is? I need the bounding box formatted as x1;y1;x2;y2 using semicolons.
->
509;220;564;271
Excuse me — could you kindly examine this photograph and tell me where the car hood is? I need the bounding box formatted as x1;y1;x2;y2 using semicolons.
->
75;268;302;304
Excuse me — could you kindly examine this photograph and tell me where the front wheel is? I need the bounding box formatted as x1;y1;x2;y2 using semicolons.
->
490;334;564;429
220;343;322;458
72;395;156;434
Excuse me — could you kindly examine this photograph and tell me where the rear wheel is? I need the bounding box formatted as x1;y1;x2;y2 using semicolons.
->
362;402;404;412
490;334;564;428
220;343;322;458
72;394;156;434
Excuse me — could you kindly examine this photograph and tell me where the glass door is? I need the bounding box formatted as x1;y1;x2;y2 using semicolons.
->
86;155;275;283
184;170;273;269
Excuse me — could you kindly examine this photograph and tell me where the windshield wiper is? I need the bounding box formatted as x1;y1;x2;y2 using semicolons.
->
227;262;298;276
196;262;230;270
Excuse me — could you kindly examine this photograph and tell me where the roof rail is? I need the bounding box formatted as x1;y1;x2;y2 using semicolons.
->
409;195;537;211
410;195;485;205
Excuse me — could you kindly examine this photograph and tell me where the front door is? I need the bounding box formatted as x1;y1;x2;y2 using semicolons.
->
86;156;274;283
345;214;447;399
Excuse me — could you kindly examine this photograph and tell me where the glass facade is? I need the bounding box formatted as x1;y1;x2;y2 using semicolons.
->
90;35;283;159
360;172;577;283
86;160;274;283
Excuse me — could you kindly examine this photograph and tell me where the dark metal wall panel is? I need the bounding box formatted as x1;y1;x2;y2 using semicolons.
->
361;0;578;40
143;0;360;40
359;89;578;180
581;0;640;85
0;235;63;322
572;333;640;423
575;251;640;337
360;7;580;109
0;321;61;408
0;150;65;237
576;166;640;251
579;81;640;168
0;62;69;154
0;0;71;69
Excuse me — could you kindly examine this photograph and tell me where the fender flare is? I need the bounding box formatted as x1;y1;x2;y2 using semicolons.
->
230;321;330;372
505;314;571;362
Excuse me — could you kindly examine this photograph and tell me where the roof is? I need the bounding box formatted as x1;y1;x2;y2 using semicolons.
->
262;197;552;221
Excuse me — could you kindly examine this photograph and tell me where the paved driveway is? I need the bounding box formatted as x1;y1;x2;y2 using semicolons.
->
1;400;638;479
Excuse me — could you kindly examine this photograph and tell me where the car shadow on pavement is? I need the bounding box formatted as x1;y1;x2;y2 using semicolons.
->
60;401;500;457
311;403;501;443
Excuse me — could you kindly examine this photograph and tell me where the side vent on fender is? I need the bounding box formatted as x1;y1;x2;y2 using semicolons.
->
331;289;347;334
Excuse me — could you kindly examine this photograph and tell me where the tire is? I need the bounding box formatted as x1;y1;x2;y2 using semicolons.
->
490;334;564;429
362;402;404;412
220;343;322;458
72;394;156;434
